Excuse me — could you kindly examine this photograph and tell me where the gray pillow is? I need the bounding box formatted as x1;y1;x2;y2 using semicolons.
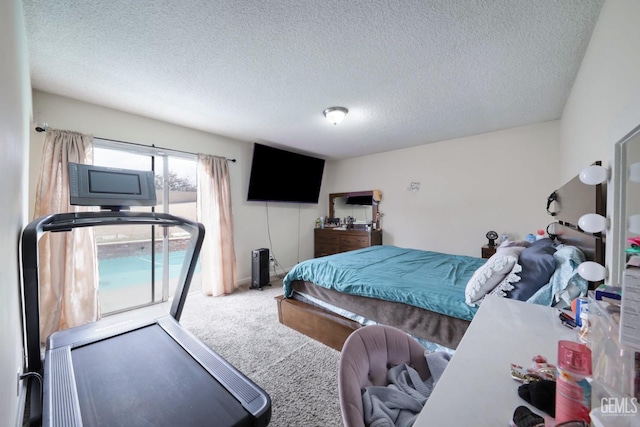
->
506;238;557;301
498;239;531;249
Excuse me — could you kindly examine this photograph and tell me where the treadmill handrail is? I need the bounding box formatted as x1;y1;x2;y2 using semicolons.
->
21;211;205;374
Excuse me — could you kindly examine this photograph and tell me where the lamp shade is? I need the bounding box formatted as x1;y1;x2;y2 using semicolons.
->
323;107;348;125
578;213;608;233
577;261;606;282
579;165;608;185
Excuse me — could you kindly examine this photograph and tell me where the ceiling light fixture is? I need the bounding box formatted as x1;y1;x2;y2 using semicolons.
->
323;107;348;125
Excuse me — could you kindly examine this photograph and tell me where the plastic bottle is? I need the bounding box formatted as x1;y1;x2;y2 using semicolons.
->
556;340;592;424
574;297;586;327
577;298;590;344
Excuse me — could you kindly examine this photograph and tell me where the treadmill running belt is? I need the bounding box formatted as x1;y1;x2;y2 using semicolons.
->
71;324;251;427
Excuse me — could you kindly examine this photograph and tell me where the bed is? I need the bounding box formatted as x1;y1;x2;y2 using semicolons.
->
276;164;606;351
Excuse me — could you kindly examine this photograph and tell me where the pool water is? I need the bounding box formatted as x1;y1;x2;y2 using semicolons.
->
99;250;200;290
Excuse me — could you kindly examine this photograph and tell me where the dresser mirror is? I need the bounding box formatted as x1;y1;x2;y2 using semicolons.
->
612;123;640;289
329;191;379;225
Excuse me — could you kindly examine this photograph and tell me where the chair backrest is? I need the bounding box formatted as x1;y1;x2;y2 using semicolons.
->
338;324;431;427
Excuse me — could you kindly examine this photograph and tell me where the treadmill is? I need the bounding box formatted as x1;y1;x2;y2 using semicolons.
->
21;211;271;427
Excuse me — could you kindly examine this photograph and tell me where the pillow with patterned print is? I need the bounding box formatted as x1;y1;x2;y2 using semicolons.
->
465;246;525;306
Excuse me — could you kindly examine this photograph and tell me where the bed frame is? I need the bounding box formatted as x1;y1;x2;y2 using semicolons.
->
276;164;607;351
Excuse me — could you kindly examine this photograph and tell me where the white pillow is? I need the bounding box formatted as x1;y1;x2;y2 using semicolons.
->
465;246;525;306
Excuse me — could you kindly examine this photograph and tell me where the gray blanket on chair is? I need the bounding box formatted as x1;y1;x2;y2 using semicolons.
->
362;351;451;427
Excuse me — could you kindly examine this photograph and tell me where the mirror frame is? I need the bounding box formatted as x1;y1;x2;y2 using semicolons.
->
612;123;640;288
329;191;379;224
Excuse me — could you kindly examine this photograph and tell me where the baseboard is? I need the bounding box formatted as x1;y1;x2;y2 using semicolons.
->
238;271;287;287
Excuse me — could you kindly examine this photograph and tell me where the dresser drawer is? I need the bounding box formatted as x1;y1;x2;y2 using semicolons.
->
340;235;369;250
315;232;340;245
315;244;340;258
314;229;382;257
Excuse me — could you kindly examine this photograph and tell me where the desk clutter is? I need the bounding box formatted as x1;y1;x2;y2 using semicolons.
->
509;292;640;427
510;344;592;426
315;216;377;231
510;355;558;425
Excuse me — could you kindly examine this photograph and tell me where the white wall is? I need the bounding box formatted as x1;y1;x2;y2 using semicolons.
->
326;121;561;257
0;0;31;425
560;0;640;181
560;0;640;288
30;91;323;283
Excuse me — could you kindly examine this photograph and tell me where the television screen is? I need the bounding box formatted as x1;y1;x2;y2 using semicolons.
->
247;143;325;203
89;170;142;195
69;162;157;209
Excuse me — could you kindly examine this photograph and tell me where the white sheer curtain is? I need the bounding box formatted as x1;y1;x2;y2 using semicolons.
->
196;154;237;296
32;129;99;346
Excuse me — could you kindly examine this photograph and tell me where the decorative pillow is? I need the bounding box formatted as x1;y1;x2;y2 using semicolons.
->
506;238;557;301
465;246;525;306
499;239;531;249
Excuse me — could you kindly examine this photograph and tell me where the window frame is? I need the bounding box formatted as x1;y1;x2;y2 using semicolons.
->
93;139;198;314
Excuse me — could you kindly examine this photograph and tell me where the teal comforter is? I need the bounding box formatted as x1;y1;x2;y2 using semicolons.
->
283;245;486;321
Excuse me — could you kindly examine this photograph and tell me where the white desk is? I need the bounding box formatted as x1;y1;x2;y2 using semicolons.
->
414;295;577;426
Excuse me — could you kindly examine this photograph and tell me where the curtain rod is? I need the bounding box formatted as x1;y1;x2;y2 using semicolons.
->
34;126;237;163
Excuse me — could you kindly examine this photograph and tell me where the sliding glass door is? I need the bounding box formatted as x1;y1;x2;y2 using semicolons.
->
161;156;199;299
93;143;198;315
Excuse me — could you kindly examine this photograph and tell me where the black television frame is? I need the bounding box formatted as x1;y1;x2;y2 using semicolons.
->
246;143;325;204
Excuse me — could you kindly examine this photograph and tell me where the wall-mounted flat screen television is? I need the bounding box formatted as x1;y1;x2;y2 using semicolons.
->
247;143;325;204
69;162;157;210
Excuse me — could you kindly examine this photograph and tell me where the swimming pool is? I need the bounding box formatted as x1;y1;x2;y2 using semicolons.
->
98;250;200;290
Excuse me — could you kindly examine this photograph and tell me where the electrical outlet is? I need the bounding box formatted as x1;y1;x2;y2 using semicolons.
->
269;255;274;261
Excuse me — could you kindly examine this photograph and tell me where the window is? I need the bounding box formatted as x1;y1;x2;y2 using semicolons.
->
92;141;200;315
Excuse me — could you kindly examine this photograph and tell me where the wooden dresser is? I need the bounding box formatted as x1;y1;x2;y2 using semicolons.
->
314;228;382;257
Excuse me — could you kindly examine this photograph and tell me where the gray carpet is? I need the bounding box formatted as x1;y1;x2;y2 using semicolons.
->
179;280;343;427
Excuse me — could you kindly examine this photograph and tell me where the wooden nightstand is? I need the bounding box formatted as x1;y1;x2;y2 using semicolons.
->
481;245;496;259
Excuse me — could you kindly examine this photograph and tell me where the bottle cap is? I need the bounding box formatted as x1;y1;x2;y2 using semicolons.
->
558;340;592;375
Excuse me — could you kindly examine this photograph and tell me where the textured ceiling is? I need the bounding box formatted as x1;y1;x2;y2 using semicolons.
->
22;0;604;160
